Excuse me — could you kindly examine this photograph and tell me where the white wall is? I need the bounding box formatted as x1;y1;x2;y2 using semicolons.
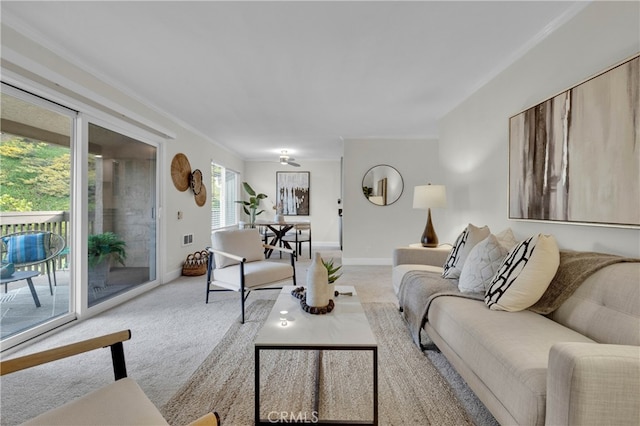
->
243;160;341;247
4;0;637;275
438;1;640;257
342;139;443;264
165;144;244;280
1;23;246;283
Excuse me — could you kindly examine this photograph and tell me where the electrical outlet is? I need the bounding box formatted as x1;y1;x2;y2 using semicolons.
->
182;233;193;246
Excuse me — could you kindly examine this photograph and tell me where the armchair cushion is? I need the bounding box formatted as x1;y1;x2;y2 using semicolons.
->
214;261;294;289
2;233;49;264
211;229;264;268
22;378;169;426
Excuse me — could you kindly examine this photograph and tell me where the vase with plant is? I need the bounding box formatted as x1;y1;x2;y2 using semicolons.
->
306;255;343;308
88;232;126;289
236;182;267;227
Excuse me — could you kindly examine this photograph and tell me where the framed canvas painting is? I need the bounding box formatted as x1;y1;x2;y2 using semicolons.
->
276;171;310;216
509;54;639;228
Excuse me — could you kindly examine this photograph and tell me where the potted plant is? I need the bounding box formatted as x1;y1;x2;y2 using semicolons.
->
322;257;342;283
88;232;126;289
236;182;268;227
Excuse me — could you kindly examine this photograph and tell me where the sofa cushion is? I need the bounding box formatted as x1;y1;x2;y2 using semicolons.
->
442;224;490;279
550;262;640;346
425;296;595;426
458;234;510;293
485;234;559;312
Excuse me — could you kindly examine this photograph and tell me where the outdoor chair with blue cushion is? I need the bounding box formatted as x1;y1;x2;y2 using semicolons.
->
1;230;66;294
206;228;296;323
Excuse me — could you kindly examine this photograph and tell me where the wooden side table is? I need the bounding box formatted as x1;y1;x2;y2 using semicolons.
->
1;271;42;307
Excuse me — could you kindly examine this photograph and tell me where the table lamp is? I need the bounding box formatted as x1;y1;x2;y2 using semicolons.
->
413;184;447;247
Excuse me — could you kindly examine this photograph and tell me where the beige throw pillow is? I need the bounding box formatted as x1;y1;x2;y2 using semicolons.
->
442;224;490;279
485;233;560;312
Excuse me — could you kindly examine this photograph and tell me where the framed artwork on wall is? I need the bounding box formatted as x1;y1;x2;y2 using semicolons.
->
276;171;310;216
509;54;639;228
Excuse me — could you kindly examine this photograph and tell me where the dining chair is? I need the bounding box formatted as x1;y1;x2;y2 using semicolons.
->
206;228;296;323
281;222;312;259
0;230;66;295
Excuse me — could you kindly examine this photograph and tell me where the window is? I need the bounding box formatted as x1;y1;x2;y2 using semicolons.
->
211;162;238;229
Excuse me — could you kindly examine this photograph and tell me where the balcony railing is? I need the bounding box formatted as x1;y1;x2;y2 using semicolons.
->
0;211;70;272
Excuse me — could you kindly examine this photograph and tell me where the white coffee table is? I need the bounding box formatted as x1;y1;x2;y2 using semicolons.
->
254;285;378;425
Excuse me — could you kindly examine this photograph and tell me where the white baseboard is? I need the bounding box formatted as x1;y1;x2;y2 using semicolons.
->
163;268;184;284
312;241;341;250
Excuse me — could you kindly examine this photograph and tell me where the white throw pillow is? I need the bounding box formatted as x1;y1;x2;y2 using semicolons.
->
442;224;490;279
484;234;560;312
211;228;265;268
458;234;510;293
495;228;518;251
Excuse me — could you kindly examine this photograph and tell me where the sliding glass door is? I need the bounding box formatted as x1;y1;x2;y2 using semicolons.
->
1;84;160;350
86;123;157;307
0;85;75;347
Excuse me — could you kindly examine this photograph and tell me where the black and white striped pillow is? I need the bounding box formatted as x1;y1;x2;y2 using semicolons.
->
485;234;559;311
442;224;490;279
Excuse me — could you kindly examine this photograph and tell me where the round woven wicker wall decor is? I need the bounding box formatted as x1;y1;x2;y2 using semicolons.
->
171;153;191;192
190;169;203;195
194;183;207;207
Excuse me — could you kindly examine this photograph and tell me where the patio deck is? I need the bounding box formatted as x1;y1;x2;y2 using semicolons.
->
0;267;149;340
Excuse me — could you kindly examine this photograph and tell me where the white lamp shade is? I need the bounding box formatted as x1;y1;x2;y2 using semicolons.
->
413;185;447;209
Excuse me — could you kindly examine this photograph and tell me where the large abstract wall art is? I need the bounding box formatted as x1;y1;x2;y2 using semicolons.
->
276;171;310;216
509;54;639;228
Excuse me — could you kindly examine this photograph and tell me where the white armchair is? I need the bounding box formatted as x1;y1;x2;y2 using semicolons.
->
206;228;296;323
0;330;220;426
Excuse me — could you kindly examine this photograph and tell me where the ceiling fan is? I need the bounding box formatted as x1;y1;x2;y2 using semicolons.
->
279;150;300;167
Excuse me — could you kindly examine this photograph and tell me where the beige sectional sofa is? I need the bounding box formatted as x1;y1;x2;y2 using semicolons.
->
392;245;640;426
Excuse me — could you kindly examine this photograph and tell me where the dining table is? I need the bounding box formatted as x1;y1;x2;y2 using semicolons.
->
255;221;305;258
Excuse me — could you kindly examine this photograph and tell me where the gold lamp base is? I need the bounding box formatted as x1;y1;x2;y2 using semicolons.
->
420;208;439;247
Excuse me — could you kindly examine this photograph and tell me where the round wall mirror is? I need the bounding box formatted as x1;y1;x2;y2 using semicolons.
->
362;165;404;206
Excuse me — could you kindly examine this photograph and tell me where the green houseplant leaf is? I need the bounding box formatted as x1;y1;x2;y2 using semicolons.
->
236;182;268;227
88;232;127;268
322;257;342;284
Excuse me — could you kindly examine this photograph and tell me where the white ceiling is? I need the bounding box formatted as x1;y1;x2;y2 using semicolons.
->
1;1;583;162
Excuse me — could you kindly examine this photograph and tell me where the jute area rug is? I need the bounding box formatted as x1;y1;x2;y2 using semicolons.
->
161;300;473;425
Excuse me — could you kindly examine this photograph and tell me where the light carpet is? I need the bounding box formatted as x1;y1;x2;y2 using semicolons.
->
1;254;496;425
161;300;473;425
